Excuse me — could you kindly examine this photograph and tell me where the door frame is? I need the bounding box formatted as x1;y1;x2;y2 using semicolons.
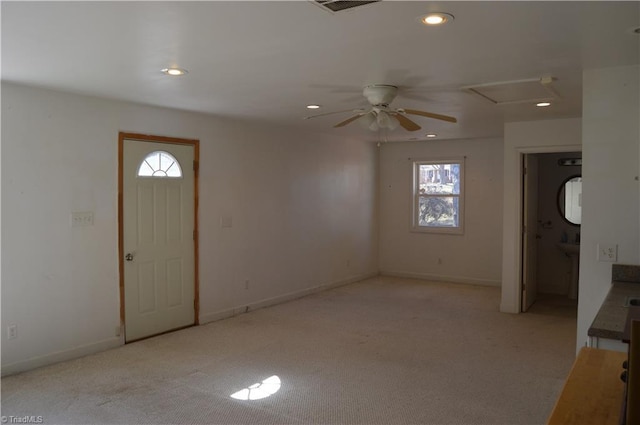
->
118;132;200;336
521;153;539;312
506;146;581;313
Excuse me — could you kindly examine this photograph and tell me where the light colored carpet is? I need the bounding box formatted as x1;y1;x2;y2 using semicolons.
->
1;276;577;425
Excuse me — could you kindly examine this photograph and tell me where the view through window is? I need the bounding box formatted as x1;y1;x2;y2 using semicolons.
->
412;159;464;234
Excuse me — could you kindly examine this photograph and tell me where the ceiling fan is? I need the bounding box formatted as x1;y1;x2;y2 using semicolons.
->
304;84;457;132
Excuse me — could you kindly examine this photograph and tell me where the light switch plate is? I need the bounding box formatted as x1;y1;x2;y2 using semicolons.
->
597;243;617;262
71;211;94;227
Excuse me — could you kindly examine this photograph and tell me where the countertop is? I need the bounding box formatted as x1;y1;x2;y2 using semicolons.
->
546;347;627;425
588;282;640;339
588;264;640;340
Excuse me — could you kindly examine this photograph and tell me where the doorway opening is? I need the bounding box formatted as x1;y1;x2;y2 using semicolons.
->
118;132;200;342
521;151;581;315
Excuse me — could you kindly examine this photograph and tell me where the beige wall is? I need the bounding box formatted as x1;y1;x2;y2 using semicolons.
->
1;83;379;374
578;64;640;351
378;138;504;285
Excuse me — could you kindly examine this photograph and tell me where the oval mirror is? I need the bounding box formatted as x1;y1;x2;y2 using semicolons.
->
558;175;582;226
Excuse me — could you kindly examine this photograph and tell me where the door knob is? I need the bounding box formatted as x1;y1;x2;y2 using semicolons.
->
125;253;134;262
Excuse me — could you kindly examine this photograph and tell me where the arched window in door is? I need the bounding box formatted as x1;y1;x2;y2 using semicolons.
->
137;151;183;178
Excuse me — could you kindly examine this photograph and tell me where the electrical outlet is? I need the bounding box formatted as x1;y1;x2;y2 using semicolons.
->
220;216;233;228
7;324;17;340
597;244;618;262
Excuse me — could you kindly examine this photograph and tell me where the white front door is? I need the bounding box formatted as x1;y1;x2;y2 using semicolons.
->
522;154;539;312
122;139;195;342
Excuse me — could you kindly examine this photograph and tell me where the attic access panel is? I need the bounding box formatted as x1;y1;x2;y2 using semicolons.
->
462;77;559;105
313;0;380;13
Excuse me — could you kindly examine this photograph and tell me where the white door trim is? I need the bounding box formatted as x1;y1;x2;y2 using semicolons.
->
521;153;539;312
501;144;581;314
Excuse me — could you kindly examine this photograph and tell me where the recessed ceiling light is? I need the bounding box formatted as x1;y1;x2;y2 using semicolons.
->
161;67;188;76
426;133;438;138
306;104;321;109
536;102;551;107
418;12;454;26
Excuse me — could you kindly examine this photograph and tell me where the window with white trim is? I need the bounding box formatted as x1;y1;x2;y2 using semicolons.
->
412;158;464;234
137;151;182;178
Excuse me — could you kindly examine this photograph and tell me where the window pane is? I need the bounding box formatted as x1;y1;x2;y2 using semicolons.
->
165;161;181;177
138;162;154;177
146;153;160;171
419;163;460;195
160;152;174;171
418;196;459;227
137;151;183;178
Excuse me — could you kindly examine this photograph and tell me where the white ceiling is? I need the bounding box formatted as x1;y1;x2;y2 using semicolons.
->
3;1;639;143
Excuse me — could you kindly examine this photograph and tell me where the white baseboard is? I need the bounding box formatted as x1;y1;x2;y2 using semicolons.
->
379;270;500;287
199;272;379;325
500;302;520;314
1;336;123;377
2;273;382;376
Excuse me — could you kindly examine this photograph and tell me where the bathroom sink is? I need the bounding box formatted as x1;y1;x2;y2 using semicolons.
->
626;298;640;307
557;243;581;300
557;243;580;256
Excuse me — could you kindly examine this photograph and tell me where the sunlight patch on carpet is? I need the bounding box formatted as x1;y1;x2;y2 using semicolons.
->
230;375;281;401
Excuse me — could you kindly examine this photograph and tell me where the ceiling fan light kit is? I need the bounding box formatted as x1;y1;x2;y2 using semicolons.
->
358;112;377;130
358;112;398;131
306;84;457;133
363;84;398;105
376;111;399;130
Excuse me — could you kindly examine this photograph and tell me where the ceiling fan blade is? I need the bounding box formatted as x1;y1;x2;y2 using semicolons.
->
394;113;421;132
334;114;365;128
304;109;364;120
403;108;458;123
